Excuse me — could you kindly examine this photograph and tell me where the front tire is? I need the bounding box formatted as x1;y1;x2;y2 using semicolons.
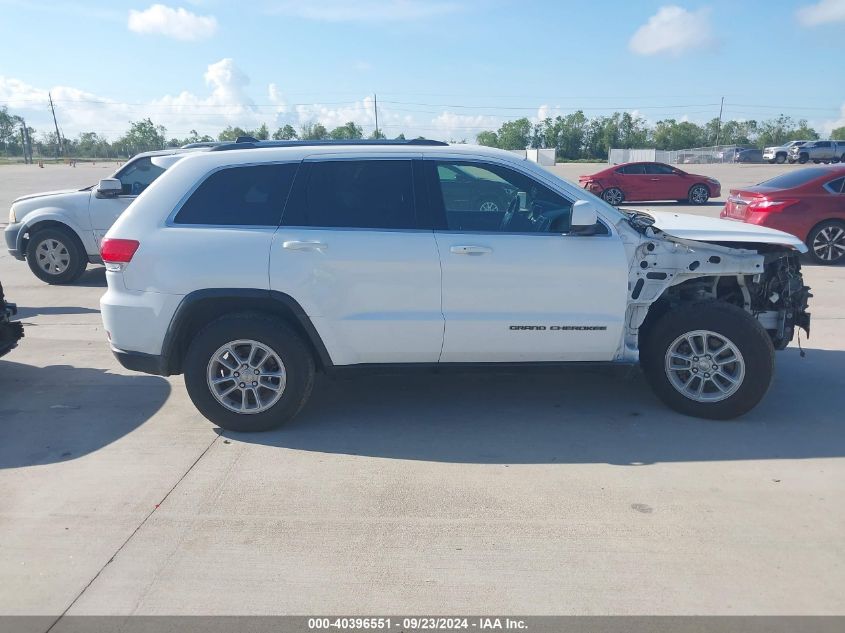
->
641;302;774;420
775;154;786;164
25;227;87;284
688;184;710;205
183;313;315;432
807;220;845;265
602;187;624;206
799;154;809;164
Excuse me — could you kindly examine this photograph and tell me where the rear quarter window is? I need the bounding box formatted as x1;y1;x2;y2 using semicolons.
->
173;163;298;226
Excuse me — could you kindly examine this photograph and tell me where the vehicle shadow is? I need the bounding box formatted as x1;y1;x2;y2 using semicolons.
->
623;201;724;208
0;361;170;469
15;305;100;318
231;347;845;465
71;266;106;287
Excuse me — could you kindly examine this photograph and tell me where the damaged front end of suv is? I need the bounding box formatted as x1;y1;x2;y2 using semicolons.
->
620;210;811;361
0;281;24;359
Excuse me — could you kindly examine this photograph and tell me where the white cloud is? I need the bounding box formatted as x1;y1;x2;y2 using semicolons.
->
797;0;845;26
819;103;845;135
267;0;461;22
629;5;714;57
128;4;218;40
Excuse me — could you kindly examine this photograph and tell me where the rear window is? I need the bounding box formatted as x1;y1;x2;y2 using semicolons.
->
282;159;416;229
756;168;829;190
174;163;298;226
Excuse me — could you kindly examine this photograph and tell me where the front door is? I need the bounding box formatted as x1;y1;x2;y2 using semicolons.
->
644;163;685;200
426;158;629;363
270;156;443;366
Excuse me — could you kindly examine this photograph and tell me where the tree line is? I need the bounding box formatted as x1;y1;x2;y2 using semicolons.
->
2;104;844;161
476;112;845;160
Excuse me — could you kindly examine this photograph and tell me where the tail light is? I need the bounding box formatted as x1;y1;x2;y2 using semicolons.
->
100;238;139;271
747;198;800;213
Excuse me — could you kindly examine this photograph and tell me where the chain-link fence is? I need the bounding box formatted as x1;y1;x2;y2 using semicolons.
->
609;145;761;165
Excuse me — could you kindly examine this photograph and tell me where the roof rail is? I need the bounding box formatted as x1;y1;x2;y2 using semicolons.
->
209;138;449;152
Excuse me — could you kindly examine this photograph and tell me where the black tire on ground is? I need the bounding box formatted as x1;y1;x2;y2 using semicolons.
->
183;313;315;432
25;226;87;284
601;187;624;205
775;154;786;164
799;154;809;164
806;219;845;265
812;159;820;164
688;184;710;205
640;302;775;420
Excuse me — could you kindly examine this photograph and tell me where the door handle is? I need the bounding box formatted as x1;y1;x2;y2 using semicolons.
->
450;245;492;255
649;178;660;181
282;240;327;251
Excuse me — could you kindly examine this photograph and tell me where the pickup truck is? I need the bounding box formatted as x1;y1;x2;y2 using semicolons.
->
763;140;810;164
789;141;845;165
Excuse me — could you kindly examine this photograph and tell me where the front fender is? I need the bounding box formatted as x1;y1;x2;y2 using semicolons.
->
16;209;96;255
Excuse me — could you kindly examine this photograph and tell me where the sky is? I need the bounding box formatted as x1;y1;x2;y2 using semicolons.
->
1;0;844;141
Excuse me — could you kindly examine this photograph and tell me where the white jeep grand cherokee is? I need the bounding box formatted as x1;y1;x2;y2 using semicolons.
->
99;139;811;431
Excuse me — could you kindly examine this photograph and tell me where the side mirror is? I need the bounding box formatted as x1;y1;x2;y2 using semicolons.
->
571;200;598;230
96;178;122;197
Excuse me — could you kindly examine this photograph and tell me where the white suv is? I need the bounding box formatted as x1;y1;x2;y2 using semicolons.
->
5;148;205;284
100;140;811;431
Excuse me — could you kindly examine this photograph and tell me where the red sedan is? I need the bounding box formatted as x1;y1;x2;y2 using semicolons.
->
579;162;721;206
721;166;845;264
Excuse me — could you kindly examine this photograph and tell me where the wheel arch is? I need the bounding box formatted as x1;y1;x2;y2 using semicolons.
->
19;217;88;255
162;289;333;376
805;217;845;243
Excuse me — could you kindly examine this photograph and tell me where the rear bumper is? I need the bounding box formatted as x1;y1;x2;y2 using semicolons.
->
111;347;168;376
4;223;24;260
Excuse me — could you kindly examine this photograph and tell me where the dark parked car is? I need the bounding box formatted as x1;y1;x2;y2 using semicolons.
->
735;149;763;163
579;162;721;205
0;281;24;358
436;163;517;213
721;165;845;264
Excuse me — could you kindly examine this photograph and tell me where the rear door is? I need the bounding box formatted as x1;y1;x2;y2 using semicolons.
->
426;157;628;363
615;163;649;201
269;155;443;366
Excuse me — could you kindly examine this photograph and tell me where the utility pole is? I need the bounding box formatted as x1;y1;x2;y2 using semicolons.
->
48;92;63;158
19;119;32;164
714;96;725;147
373;93;379;139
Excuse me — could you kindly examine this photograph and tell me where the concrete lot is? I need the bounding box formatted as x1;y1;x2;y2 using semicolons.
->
0;163;843;617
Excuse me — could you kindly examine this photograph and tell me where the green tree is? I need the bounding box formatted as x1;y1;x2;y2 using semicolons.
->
651;119;707;150
475;130;498;147
757;115;819;147
300;122;328;140
272;124;298;140
369;129;386;139
253;123;270;140
496;118;532;150
117;118;166;153
831;126;845;141
329;121;364;140
217;125;250;141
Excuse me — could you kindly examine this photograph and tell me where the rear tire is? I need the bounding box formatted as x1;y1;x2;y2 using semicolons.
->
641;302;774;420
183;313;315;432
601;187;624;206
25;226;87;284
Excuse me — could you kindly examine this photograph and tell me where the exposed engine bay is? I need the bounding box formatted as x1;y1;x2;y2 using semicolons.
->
619;217;811;361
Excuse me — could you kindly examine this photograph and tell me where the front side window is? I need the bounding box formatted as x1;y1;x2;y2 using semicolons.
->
283;159;416;229
174;163;298;226
431;161;573;233
644;163;675;175
116;157;165;195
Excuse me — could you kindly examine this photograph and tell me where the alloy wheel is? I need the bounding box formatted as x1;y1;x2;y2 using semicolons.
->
812;225;845;263
206;339;287;414
664;330;745;403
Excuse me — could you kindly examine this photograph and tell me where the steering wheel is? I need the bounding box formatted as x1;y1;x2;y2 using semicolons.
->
498;195;521;231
